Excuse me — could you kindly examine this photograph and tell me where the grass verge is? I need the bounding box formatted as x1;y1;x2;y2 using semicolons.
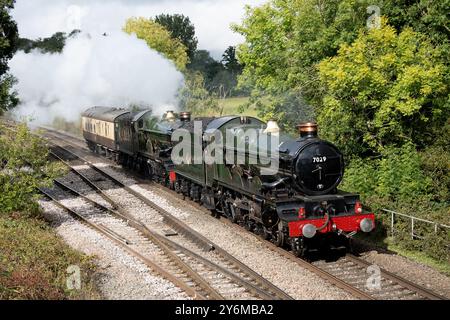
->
0;213;100;299
357;232;450;276
195;96;259;118
386;239;450;276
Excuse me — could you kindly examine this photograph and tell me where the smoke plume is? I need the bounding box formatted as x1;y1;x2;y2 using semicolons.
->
9;31;184;125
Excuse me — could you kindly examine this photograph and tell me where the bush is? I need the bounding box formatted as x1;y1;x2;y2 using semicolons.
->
0;123;66;215
341;142;449;262
342;142;430;204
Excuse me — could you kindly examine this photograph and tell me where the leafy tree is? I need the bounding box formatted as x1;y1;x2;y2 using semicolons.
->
17;30;81;54
0;0;18;113
178;71;218;114
317;22;448;157
381;0;450;49
234;0;450;130
124;17;189;71
155;14;198;60
222;46;243;75
233;0;378;128
188;50;224;87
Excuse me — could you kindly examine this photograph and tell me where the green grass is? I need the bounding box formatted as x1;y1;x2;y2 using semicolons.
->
195;96;260;118
0;213;100;299
357;231;450;276
387;241;450;276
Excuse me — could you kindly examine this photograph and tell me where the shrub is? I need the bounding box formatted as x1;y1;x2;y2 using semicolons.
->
341;142;449;262
0;123;66;215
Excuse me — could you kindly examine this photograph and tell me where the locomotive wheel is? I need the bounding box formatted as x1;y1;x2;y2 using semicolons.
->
230;206;240;224
244;217;253;232
211;209;221;219
272;228;285;247
345;237;354;254
261;227;271;240
291;238;306;257
272;222;286;247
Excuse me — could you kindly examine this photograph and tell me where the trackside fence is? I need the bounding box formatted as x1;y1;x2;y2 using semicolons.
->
382;209;450;241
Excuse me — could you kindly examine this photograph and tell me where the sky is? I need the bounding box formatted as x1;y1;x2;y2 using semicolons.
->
12;0;266;59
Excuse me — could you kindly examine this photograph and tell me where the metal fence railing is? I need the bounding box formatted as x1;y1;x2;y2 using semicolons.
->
382;209;450;240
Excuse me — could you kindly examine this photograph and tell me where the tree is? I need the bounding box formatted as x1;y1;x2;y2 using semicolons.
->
155;14;198;60
0;0;19;113
17;30;81;54
233;0;450;131
188;50;224;89
178;71;218;114
124;17;189;71
317;22;448;157
222;46;242;75
233;0;376;127
381;0;450;49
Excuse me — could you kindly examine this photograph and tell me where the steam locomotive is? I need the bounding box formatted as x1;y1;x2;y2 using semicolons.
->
81;106;375;256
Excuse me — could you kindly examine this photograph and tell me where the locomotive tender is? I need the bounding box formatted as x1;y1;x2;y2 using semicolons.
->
81;106;375;256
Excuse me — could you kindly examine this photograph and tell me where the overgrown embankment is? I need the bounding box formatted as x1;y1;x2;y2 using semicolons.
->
0;123;100;299
0;214;99;299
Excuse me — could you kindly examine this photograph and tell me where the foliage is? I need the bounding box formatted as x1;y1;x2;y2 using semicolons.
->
418;124;450;203
381;0;450;50
155;13;198;60
0;73;18;114
234;0;450;132
0;124;66;215
0;0;18;114
17;30;80;54
233;0;376;121
318;22;448;157
187;47;246;98
124;17;189;71
0;0;18;76
188;50;224;87
222;46;243;75
341;141;449;262
341;143;431;204
0;215;99;299
178;71;218;114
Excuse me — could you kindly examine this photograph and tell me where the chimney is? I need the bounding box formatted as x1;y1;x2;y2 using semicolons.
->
179;111;191;122
297;122;318;138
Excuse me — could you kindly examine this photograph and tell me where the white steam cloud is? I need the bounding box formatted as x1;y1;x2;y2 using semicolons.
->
10;32;184;125
9;0;266;125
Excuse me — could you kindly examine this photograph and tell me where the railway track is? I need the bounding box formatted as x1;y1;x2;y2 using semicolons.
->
157;184;448;300
37;125;447;300
42;137;292;300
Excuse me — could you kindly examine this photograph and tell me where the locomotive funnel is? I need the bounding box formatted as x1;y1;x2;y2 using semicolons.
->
180;111;191;122
297;122;318;138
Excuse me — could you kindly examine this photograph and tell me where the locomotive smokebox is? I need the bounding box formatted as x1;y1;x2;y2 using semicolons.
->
180;111;191;122
297;122;318;138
